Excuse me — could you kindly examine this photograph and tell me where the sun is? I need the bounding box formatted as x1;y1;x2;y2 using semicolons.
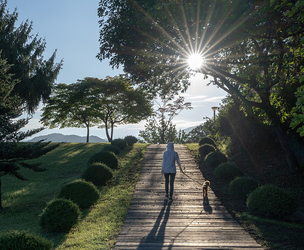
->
187;53;204;70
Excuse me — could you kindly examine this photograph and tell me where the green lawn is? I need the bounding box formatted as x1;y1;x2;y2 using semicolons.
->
0;142;147;249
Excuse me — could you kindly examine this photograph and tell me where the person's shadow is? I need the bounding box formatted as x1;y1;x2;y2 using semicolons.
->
137;200;171;249
203;196;213;214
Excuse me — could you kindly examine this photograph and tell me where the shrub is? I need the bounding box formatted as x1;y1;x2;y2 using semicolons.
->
82;163;113;186
247;184;298;219
199;137;216;147
204;150;228;168
229;177;259;199
111;138;127;150
0;231;53;250
214;163;243;181
103;144;120;155
124;135;138;146
58;179;100;208
199;144;215;159
88;150;118;169
40;198;81;232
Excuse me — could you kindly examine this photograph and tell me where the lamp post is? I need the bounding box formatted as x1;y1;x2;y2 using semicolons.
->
211;106;218;121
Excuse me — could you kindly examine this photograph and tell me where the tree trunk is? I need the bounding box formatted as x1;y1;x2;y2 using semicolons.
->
273;124;298;173
110;123;114;142
86;124;90;143
105;123;111;142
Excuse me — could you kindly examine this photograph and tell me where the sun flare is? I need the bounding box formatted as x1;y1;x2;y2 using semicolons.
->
187;53;204;70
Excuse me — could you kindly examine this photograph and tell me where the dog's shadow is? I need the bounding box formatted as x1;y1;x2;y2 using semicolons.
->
203;196;213;214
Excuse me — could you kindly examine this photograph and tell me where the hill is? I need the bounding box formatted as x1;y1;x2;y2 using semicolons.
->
26;133;107;143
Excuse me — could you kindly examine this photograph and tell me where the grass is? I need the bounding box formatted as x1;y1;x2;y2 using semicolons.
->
186;143;304;250
0;142;147;249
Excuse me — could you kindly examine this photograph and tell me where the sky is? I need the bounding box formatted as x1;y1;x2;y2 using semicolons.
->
6;0;227;141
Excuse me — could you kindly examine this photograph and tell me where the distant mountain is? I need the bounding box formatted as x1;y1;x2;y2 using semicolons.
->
183;124;203;134
26;133;107;143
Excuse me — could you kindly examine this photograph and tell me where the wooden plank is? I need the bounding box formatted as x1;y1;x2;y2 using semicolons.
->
113;144;263;249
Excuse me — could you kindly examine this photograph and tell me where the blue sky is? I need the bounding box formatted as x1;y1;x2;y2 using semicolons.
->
7;1;227;140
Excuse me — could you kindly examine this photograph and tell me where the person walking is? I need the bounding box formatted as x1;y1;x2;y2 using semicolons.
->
161;142;184;202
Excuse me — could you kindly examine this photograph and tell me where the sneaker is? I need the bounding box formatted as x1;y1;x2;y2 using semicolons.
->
169;197;173;202
165;195;169;199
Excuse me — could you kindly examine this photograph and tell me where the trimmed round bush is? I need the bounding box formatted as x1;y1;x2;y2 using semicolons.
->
214;163;243;181
88;150;118;169
247;184;298;219
111;138;127;150
82;163;113;186
204;150;228;168
199;137;216;147
40;198;81;232
229;177;259;199
0;231;53;250
124;135;138;146
103;144;120;155
199;144;215;159
58;179;100;208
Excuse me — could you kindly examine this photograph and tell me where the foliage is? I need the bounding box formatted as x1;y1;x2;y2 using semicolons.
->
204;151;228;168
0;231;53;250
0;0;62;114
40;80;100;143
40;198;81;232
82;163;113;186
247;184;298;219
88;150;118;169
97;0;304;171
229;177;259;199
124;135;138;146
139;95;192;144
185;124;208;143
102;144;120;155
41;76;152;142
198;144;215;159
290;85;304;136
111;138;127;150
58;179;100;208
199;137;216;147
214;162;243;181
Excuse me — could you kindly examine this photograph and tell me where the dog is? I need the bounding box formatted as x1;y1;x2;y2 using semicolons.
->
202;180;210;197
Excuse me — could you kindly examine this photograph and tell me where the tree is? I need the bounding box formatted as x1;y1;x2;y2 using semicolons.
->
0;0;62;114
0;56;59;210
98;0;304;171
0;1;62;210
41;79;100;143
139;96;192;143
91;75;153;141
42;76;153;142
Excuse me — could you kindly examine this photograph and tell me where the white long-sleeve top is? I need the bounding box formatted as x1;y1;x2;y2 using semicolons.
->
161;143;182;173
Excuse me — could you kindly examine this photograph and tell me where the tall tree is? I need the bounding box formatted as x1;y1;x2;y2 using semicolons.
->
41;79;100;143
98;0;304;171
41;76;153;142
0;56;59;210
0;0;62;114
91;75;153;141
139;96;192;143
0;1;62;210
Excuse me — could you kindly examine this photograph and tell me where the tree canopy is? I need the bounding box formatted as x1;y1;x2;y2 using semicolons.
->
98;0;304;171
0;0;62;114
41;76;153;142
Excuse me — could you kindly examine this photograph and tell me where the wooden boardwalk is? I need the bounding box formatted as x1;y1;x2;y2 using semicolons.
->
114;144;263;250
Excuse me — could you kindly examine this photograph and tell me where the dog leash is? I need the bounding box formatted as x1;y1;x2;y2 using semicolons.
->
182;171;204;185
